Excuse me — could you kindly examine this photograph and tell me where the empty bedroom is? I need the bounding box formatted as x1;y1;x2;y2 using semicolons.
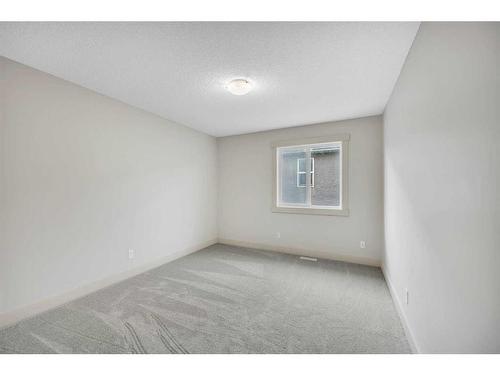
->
0;1;499;373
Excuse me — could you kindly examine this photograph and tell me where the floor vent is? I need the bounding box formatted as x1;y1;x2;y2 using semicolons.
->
299;256;318;262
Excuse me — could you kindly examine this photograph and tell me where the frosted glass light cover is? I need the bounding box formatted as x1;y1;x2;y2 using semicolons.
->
226;79;252;95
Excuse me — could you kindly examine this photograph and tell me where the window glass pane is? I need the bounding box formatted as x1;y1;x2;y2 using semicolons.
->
310;145;340;207
278;147;307;205
298;173;306;187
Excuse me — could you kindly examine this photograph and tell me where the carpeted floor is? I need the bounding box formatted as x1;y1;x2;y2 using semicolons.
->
0;244;410;353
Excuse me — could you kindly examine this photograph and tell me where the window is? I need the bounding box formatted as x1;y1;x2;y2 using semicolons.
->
272;134;349;216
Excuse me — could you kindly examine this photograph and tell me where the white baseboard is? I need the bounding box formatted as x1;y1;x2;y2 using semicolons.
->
381;265;420;353
217;238;380;267
0;239;217;329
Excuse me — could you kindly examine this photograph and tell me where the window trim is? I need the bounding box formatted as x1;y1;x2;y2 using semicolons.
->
271;134;350;216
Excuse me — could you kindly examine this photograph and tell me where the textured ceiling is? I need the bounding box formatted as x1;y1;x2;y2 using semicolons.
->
0;22;419;136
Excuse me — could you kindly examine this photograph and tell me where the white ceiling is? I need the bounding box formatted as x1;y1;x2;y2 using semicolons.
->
0;22;419;137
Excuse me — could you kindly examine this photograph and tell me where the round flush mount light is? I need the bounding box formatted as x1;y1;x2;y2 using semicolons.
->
226;78;253;95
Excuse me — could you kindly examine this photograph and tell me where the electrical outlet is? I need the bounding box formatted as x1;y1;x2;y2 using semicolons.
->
405;288;409;305
360;241;366;249
128;248;135;260
276;232;281;239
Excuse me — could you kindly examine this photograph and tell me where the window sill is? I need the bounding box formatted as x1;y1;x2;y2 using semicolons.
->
271;206;349;216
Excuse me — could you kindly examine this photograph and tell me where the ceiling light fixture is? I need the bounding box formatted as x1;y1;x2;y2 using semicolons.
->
226;78;253;96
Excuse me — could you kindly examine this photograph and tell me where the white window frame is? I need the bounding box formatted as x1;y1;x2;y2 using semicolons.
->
271;134;350;216
297;157;314;188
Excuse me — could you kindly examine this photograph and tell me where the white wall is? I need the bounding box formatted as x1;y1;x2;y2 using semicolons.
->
383;23;500;353
217;116;384;266
0;57;217;315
